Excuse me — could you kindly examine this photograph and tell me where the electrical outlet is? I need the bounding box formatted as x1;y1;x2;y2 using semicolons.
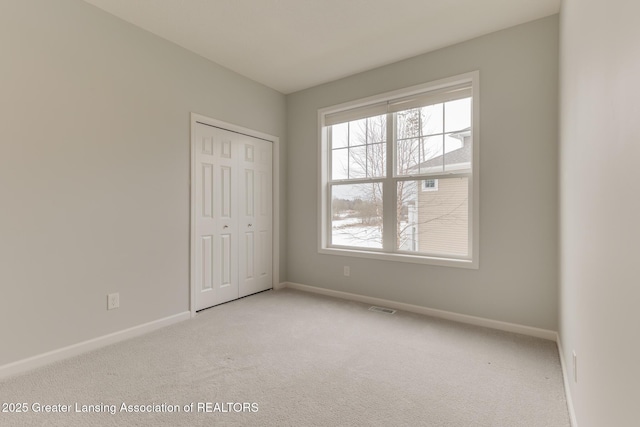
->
344;266;350;277
107;293;120;310
572;350;577;382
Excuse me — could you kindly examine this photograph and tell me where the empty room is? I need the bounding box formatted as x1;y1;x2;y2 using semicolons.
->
1;0;638;426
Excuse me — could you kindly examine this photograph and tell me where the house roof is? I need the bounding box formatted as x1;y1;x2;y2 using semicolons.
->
413;128;471;173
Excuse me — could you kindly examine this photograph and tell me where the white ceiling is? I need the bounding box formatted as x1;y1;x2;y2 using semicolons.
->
82;0;560;94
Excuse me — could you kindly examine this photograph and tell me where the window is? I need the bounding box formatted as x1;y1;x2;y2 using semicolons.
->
422;179;438;192
319;72;479;268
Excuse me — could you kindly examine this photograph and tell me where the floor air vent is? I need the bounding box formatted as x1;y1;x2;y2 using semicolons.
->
368;306;396;315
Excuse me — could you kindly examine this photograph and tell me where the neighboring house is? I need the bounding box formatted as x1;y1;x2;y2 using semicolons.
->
405;128;471;256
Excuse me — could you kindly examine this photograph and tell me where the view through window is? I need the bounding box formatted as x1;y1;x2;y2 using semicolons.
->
321;74;478;265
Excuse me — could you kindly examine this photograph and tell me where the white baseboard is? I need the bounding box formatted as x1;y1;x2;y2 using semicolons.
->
556;337;578;427
280;282;558;341
0;311;191;380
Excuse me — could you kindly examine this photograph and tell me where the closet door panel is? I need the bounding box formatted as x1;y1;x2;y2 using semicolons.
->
195;124;239;309
239;138;272;297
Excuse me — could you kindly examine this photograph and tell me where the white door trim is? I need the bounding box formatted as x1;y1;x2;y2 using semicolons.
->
190;113;280;317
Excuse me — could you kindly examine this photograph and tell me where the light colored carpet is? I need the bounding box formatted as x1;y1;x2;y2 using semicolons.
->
0;288;570;426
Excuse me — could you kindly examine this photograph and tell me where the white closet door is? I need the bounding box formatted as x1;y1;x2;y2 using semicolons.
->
238;137;273;297
194;122;272;311
194;124;239;310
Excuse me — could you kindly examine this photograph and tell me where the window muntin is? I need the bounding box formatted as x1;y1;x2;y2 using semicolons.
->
395;97;471;177
320;73;478;267
330;115;387;180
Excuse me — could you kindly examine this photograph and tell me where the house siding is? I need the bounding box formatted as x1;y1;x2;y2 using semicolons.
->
416;177;469;256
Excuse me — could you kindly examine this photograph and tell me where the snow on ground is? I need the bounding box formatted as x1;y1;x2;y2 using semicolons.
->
331;217;415;250
331;217;382;248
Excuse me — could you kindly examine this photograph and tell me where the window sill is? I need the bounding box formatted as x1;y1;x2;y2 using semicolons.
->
319;247;478;269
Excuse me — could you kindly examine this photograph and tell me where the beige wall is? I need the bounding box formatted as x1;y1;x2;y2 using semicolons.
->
0;0;286;367
287;16;559;330
559;0;640;425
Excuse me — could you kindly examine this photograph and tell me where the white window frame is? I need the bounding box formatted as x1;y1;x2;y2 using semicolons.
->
318;71;479;269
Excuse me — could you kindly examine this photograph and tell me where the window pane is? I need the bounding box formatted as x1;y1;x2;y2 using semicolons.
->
348;145;367;179
444;97;471;133
421;103;443;135
397;178;468;256
331;122;349;149
331;183;383;249
349;119;367;146
367;115;387;143
397;108;421;139
420;135;443;174
332;148;348;180
396;138;420;176
367;142;386;178
444;133;471;172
